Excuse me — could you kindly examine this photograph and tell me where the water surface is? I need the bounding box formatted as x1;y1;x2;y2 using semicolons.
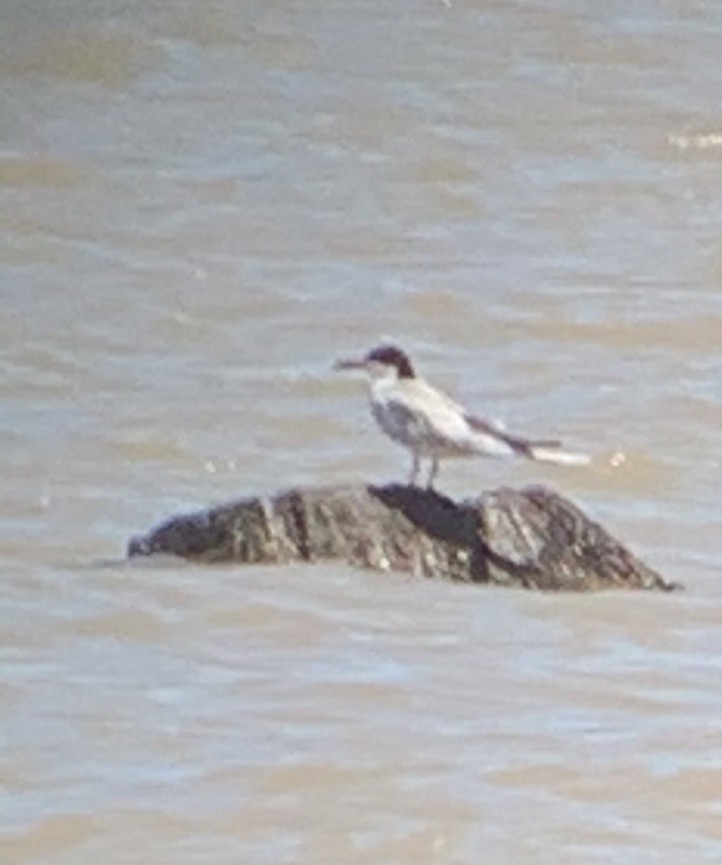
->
3;1;722;862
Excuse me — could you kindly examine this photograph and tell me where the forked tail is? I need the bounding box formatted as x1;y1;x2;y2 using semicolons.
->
525;443;592;466
465;415;592;466
465;413;591;466
505;431;591;466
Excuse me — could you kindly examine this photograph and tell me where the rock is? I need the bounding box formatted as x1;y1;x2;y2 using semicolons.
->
127;484;679;592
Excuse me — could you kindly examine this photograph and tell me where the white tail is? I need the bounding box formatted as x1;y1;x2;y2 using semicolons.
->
528;445;592;466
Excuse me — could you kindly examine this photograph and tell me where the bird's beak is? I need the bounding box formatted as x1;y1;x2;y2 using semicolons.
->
333;357;366;372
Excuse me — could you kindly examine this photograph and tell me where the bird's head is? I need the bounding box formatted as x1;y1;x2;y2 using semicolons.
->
334;344;416;381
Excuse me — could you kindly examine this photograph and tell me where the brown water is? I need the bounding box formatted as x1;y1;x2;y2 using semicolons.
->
3;1;722;862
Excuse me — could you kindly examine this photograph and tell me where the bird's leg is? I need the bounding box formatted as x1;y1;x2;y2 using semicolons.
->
426;455;439;489
408;453;420;486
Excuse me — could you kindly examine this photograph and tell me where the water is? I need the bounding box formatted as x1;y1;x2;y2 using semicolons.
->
3;1;722;862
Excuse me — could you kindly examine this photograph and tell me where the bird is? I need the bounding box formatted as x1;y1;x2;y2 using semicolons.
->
334;344;590;488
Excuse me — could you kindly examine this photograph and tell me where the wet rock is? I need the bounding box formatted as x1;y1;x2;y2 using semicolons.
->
127;484;679;592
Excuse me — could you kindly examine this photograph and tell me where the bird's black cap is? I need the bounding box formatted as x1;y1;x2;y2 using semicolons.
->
365;345;415;379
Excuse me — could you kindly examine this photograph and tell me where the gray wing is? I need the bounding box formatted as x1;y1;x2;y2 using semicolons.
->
374;380;515;457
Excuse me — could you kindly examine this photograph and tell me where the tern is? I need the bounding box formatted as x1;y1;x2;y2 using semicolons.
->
334;344;590;488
